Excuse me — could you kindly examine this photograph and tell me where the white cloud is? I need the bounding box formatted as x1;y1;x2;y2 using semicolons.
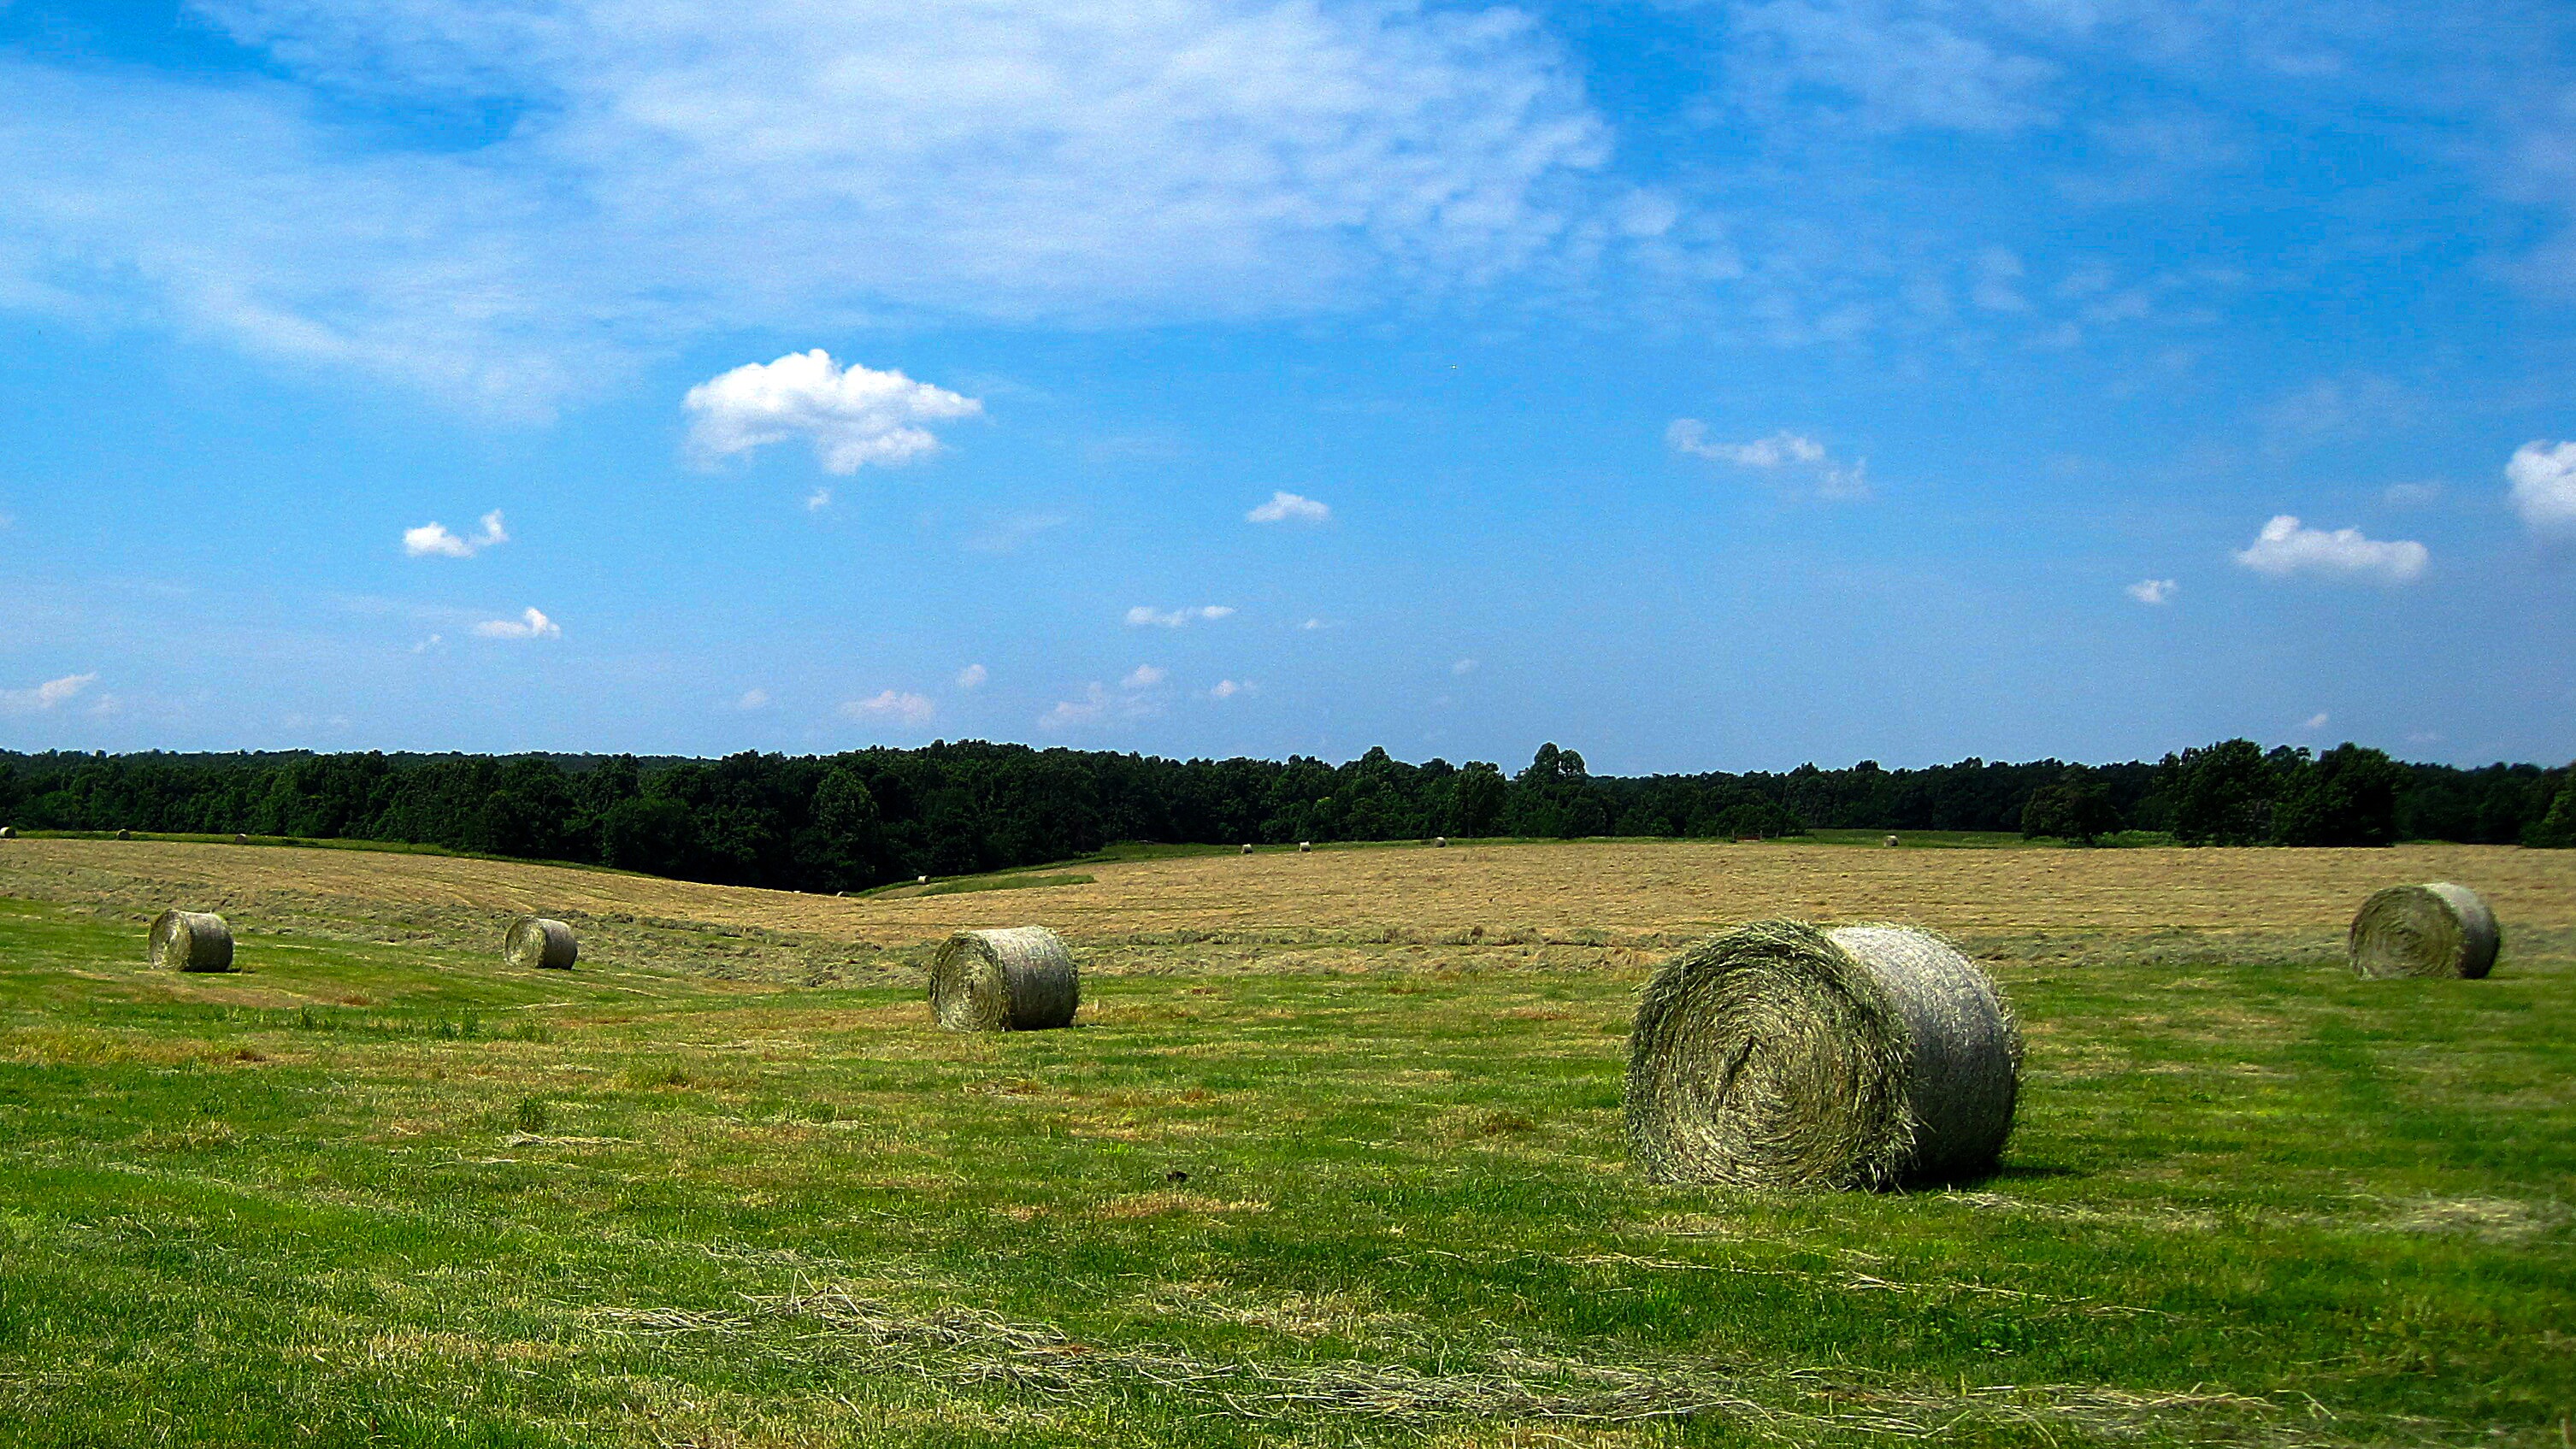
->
1301;617;1331;630
1;672;97;713
736;688;771;710
1121;664;1167;689
2125;578;2177;605
0;2;1612;404
805;487;833;512
472;606;561;639
1667;420;1868;500
1728;0;2057;134
844;689;934;725
685;350;981;474
1125;604;1235;627
2231;515;2427;585
1247;491;1331;525
1208;678;1253;699
404;509;507;557
410;633;444;653
1040;683;1114;731
2507;441;2576;534
2302;711;2331;730
1452;657;1477;675
954;663;988;689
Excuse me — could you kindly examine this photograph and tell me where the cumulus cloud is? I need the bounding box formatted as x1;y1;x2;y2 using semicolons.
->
0;1;1612;404
472;606;561;639
403;510;507;557
2125;578;2177;605
2231;515;2426;584
1124;604;1235;627
2507;441;2576;534
805;487;833;511
1;672;98;713
1208;679;1253;699
1122;664;1168;689
843;689;934;725
685;350;981;474
1667;420;1869;499
954;663;988;689
1247;491;1330;525
1040;683;1114;731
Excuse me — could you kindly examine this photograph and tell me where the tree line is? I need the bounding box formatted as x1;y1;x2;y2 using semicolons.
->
0;739;2567;893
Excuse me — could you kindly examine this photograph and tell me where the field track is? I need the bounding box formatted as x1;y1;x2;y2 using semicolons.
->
1;835;2569;947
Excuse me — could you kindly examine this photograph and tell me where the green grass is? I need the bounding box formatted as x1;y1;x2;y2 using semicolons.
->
0;895;2568;1447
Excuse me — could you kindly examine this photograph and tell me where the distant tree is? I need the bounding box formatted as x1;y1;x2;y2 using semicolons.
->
1451;762;1506;836
2526;768;2576;848
2272;744;2404;846
2020;769;2121;845
600;796;698;876
2166;739;2280;845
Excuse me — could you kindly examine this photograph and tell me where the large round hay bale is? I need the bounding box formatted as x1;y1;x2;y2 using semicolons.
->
115;828;132;840
0;825;15;839
148;910;235;972
1626;921;2019;1190
1241;844;1254;855
930;926;1079;1032
1299;840;1312;853
504;916;579;969
2349;884;2498;980
1434;836;1448;847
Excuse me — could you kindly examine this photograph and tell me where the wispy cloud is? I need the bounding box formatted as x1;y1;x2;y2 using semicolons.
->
472;606;562;639
2231;515;2426;585
686;350;981;474
1667;420;1869;500
805;487;833;512
1452;658;1478;676
404;510;507;558
0;672;97;713
1208;678;1253;700
2508;441;2576;535
843;689;934;725
2125;578;2177;605
735;688;771;710
1125;604;1235;627
2381;481;2443;508
954;663;988;689
1121;664;1167;689
1247;491;1330;525
2301;710;2331;730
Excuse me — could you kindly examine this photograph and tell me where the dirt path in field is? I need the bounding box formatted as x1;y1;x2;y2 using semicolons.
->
3;837;2568;951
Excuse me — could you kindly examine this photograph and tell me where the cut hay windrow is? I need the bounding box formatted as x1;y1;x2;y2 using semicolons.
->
2349;883;2498;980
930;926;1079;1032
1626;920;2019;1190
148;910;234;972
504;916;580;969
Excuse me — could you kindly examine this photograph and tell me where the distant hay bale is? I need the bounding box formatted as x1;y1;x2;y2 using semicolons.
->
2349;884;2499;980
0;825;14;839
918;875;930;885
115;829;132;841
148;910;235;973
504;916;580;970
233;833;250;845
1241;844;1254;855
1299;841;1312;853
1626;920;2020;1191
1883;834;1901;847
1434;836;1448;847
930;926;1079;1032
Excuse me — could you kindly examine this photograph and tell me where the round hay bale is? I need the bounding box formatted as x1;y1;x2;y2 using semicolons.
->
1625;920;2019;1190
233;833;250;845
2349;883;2498;980
0;825;15;839
917;875;930;885
1434;836;1448;847
115;828;132;841
929;926;1079;1032
1241;843;1254;855
1883;834;1901;847
148;910;235;972
504;916;579;970
1299;840;1312;853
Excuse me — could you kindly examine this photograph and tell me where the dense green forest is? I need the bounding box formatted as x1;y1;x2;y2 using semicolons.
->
1;739;2568;893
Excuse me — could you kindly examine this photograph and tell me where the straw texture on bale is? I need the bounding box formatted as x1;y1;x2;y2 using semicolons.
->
930;926;1079;1032
148;910;235;972
2349;883;2498;980
504;916;580;969
1626;920;2019;1190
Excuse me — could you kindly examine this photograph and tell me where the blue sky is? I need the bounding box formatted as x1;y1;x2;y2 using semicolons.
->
2;0;2572;772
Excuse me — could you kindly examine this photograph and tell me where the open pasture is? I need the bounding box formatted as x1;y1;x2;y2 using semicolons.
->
0;838;2569;1446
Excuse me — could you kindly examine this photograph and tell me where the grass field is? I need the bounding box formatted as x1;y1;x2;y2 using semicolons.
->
0;837;2569;1446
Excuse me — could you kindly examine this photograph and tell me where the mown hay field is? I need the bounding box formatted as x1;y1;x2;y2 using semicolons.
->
0;836;2570;1447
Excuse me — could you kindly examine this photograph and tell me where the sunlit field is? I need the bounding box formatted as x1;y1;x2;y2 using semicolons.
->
0;837;2568;1446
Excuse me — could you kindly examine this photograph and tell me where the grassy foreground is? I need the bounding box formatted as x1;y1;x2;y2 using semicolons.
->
0;894;2568;1447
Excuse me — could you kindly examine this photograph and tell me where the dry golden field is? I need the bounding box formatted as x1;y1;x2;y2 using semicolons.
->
1;835;2567;981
